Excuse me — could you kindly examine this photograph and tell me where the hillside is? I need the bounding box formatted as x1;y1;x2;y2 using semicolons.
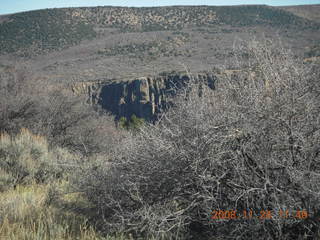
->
279;4;320;23
1;4;320;239
0;5;319;89
0;5;319;56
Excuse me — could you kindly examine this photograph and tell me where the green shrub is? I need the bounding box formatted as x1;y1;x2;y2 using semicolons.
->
118;115;144;131
118;117;128;129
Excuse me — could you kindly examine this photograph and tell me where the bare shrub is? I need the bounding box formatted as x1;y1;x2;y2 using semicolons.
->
75;40;320;239
0;67;39;134
0;66;118;156
36;89;118;155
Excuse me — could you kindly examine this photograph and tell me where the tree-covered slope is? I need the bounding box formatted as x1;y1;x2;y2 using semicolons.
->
0;9;96;56
0;5;318;56
279;4;320;23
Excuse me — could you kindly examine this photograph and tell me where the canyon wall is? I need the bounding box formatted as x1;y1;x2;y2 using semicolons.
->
72;72;216;121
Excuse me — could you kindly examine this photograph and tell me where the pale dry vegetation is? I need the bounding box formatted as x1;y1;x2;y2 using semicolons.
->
0;183;127;240
0;66;118;156
74;40;320;239
0;63;122;239
0;128;125;240
1;39;319;239
0;128;74;190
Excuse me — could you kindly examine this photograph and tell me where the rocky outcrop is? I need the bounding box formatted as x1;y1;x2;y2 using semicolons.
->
72;72;216;121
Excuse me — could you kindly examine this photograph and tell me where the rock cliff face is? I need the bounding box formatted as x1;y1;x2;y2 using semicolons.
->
72;72;216;121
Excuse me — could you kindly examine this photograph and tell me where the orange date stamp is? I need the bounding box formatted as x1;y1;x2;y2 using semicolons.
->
210;209;309;221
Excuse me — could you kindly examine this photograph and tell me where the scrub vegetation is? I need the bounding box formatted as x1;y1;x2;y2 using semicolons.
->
1;39;319;239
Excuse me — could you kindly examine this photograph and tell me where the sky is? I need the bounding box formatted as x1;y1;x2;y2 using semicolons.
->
1;0;320;15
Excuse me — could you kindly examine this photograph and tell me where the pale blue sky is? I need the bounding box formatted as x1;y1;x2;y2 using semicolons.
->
1;0;319;15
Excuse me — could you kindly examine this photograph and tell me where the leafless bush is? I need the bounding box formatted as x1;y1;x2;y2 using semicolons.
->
75;39;320;239
36;89;118;155
0;66;118;155
0;67;39;133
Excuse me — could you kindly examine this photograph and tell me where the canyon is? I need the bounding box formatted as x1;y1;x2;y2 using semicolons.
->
72;71;216;120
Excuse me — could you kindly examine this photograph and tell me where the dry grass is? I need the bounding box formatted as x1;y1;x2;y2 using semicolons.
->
0;128;75;190
1;184;88;239
0;183;128;240
0;129;127;240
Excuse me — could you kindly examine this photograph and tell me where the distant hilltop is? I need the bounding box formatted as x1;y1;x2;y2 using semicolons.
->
0;5;319;55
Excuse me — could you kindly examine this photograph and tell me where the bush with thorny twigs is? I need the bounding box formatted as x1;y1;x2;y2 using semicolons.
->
74;40;320;240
